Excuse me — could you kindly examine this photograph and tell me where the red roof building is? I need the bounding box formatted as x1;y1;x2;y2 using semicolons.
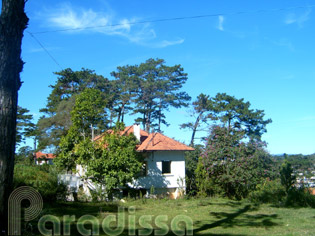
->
94;125;193;152
34;151;56;165
93;124;194;199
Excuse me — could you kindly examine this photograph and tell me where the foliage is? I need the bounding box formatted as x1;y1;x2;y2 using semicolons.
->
196;126;275;199
248;179;286;205
213;93;272;140
38;60;191;149
13;164;68;202
44;68;110;113
54;127;81;171
16;106;35;146
285;187;315;208
79;129;143;198
280;161;296;194
56;123;144;198
110;64;139;123
132;58;191;132
185;144;203;195
181;93;272;148
272;153;315;175
36;97;76;151
37;68;111;150
15;146;34;165
71;88;108;139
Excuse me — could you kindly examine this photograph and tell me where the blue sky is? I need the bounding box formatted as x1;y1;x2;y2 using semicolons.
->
11;0;315;154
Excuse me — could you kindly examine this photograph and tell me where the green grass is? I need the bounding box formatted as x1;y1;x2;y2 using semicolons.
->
25;197;315;235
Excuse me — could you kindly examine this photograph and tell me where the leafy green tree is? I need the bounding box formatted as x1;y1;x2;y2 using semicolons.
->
185;144;203;195
110;65;138;123
55;127;80;171
37;97;76;151
181;93;271;147
38;68;111;150
43;68;110;113
55;88;108;170
56;124;143;198
15;146;34;165
280;161;296;194
196;125;274;199
71;88;108;140
77;129;143;198
213;93;272;140
133;58;191;132
16;106;35;146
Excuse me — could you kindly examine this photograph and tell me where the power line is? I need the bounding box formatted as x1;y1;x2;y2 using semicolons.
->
31;4;315;35
27;31;63;70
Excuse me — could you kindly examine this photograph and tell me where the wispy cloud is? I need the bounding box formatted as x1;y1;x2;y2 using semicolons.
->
217;15;224;31
268;38;295;51
284;8;311;27
151;39;185;48
41;3;183;47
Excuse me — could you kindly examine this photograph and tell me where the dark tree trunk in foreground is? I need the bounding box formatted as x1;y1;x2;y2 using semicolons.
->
0;0;28;234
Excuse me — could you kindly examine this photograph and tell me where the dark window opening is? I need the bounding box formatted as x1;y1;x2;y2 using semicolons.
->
162;161;171;174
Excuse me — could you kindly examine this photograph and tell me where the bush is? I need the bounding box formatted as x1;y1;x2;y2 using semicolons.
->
249;179;286;205
285;188;315;208
13;164;68;202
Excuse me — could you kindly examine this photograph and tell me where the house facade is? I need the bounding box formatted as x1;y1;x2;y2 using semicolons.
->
69;124;193;199
129;126;194;198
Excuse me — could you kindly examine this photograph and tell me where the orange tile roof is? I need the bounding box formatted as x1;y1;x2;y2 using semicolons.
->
94;125;194;152
137;132;194;151
93;125;149;142
34;152;56;159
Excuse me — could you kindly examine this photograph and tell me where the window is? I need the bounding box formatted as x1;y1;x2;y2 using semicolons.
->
162;161;171;174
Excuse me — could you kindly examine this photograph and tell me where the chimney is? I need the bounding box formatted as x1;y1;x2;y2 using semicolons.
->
133;123;141;142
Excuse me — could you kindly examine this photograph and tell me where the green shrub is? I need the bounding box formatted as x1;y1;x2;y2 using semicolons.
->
285;188;315;208
249;179;286;205
13;164;68;202
90;185;107;202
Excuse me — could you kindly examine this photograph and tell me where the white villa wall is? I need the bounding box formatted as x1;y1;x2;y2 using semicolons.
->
132;151;186;190
65;151;186;199
35;159;53;165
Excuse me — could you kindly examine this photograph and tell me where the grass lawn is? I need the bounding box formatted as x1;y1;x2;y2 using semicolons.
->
27;197;315;235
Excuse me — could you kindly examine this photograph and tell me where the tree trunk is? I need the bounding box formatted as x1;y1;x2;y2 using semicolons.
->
0;0;28;233
157;101;162;132
121;103;125;123
190;112;203;146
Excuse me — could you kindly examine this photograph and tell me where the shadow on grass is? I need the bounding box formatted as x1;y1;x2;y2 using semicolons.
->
42;201;119;218
207;200;244;207
194;204;280;235
25;201;280;236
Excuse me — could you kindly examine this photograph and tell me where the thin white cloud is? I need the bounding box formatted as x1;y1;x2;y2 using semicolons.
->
284;8;311;27
217;15;224;31
152;39;185;48
42;4;182;47
269;38;295;52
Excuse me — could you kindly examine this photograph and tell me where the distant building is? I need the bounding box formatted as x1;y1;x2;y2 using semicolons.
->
34;151;56;165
